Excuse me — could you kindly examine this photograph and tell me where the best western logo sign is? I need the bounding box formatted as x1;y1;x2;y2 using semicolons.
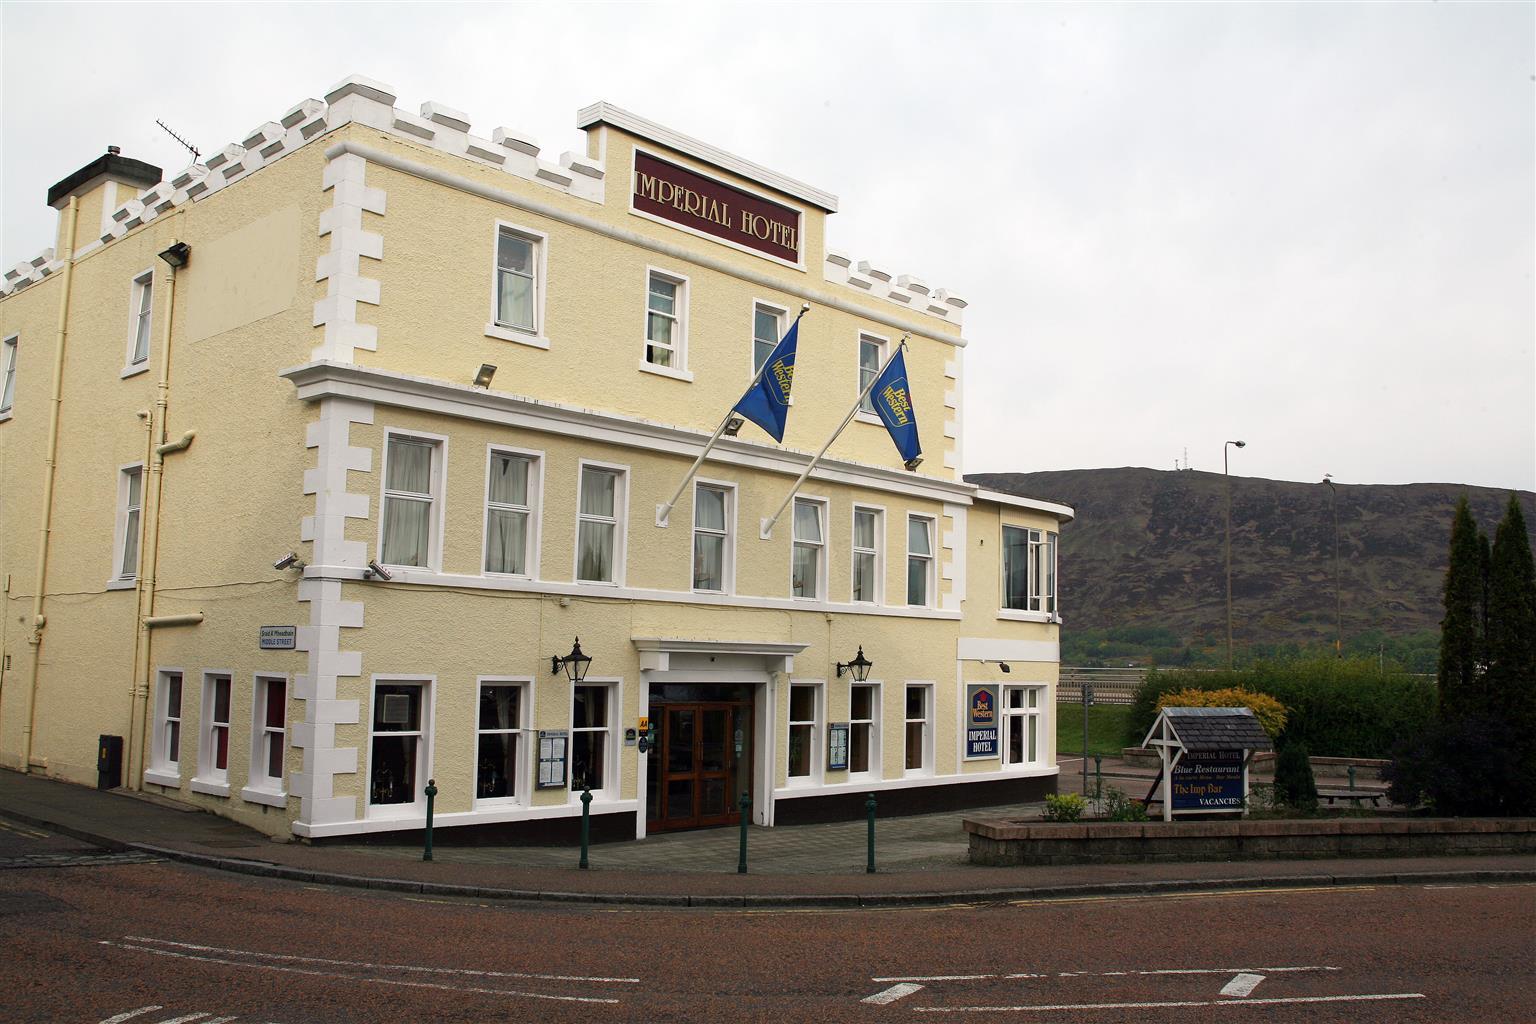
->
633;150;801;264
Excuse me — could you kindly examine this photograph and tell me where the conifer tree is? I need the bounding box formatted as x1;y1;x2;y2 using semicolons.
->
1437;496;1485;718
1487;495;1536;812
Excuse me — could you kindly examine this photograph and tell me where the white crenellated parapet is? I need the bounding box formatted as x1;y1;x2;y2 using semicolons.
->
825;251;966;326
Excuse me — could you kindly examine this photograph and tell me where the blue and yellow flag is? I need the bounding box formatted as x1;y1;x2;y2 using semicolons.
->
870;347;922;465
733;320;798;442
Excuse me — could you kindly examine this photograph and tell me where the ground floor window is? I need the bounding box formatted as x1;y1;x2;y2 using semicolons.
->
250;676;287;791
200;674;232;782
1003;686;1042;766
571;683;613;794
849;683;879;775
154;671;183;771
370;681;427;808
787;683;820;780
904;684;931;773
477;682;526;802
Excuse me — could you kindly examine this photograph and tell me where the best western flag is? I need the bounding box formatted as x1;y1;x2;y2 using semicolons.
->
870;347;922;465
733;320;798;442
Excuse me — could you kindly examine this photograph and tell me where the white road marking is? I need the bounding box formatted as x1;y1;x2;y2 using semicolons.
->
121;935;638;984
911;992;1427;1013
100;942;620;1005
862;983;925;1005
873;975;997;983
98;1010;163;1024
873;965;1334;983
153;1016;210;1024
1220;972;1265;998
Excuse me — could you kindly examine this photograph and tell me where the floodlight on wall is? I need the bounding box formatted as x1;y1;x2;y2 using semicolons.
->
158;241;191;268
473;363;497;388
837;646;873;682
723;416;745;437
273;552;305;571
363;560;392;581
904;456;924;472
551;638;593;683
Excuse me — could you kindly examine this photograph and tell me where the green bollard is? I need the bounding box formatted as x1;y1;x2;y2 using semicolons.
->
422;778;437;862
1094;756;1103;800
579;787;592;869
737;790;751;874
865;793;877;874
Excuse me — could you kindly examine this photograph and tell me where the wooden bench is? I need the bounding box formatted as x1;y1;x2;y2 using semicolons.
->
1317;788;1385;808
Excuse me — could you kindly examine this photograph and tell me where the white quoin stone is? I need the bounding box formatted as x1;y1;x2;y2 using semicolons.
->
282;98;326;129
420;101;471;133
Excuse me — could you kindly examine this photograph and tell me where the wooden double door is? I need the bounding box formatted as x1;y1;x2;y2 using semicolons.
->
647;701;752;832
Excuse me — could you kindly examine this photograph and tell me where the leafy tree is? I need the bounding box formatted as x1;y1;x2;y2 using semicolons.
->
1437;496;1485;719
1273;738;1318;812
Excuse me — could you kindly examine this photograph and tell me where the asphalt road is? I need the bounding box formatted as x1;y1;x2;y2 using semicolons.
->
0;826;1531;1024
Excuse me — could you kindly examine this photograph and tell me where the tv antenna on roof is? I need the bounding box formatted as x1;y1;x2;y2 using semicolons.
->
155;119;200;161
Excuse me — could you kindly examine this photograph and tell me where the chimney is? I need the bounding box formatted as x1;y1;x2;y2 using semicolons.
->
47;147;162;254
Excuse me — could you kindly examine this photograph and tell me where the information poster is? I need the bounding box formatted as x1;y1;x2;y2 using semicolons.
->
827;722;850;772
965;685;999;759
1170;749;1245;811
537;730;568;789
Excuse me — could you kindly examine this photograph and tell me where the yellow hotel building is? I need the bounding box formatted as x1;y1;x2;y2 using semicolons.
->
0;76;1072;842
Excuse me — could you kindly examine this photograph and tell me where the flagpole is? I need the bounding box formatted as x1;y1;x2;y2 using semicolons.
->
656;304;809;526
759;336;908;540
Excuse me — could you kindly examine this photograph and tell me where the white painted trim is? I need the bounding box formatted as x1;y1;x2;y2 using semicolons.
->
483;324;551;349
119;363;150;380
640;263;691;375
124;267;154;370
377;427;449;572
997;609;1054;623
750;297;790;380
481;443;543;580
785;678;826;788
364;675;436;818
789;493;830;602
247;672;290;796
775;763;1059;800
956;637;1060;663
974;487;1075;523
489;218;547;339
574;458;630;586
846;678;883;782
189;778;231;798
857;329;890;416
581;102;838;212
282;360;976;504
636;360;695;383
142;768;181;789
472;675;534;809
849;502;886;606
105;579;136;591
690;476;737;595
313;152;384;363
240;786;287;808
150;667;186;775
110;461;144;585
195;670;235;790
905;512;937;609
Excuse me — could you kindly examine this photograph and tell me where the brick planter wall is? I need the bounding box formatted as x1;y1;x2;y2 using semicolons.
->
965;816;1536;866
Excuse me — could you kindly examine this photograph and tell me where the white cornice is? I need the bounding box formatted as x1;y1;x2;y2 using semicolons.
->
631;638;809;657
973;488;1075;523
577;101;838;213
281;360;979;506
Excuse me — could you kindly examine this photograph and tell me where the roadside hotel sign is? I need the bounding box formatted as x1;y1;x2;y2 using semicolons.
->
1169;750;1246;811
965;685;999;760
1140;707;1274;822
633;150;802;265
258;625;296;650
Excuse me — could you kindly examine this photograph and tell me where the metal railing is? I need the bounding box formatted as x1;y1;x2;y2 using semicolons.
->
1057;666;1144;706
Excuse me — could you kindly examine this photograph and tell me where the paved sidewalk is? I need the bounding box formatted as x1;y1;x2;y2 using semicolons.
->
2;768;1529;907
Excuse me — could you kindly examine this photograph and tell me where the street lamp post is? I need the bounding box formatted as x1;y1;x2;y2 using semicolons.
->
1224;440;1246;670
1324;475;1341;657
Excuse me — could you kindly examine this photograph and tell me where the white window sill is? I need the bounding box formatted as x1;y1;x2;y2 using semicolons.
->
241;785;287;808
997;609;1054;623
484;323;550;349
854;411;882;426
105;578;137;591
190;777;231;798
637;359;694;383
0;412;11;424
143;767;180;788
903;768;935;779
120;363;150;379
785;776;819;789
472;797;527;811
575;577;621;588
366;804;424;821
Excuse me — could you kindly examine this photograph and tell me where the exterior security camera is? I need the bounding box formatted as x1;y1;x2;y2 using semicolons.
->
273;552;305;571
364;560;392;581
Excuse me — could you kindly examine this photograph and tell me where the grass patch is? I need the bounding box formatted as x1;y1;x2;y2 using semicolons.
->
1057;704;1135;757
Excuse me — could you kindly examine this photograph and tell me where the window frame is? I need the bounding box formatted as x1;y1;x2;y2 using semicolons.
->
111;463;145;584
366;675;435;817
856;331;889;418
639;266;693;381
1;333;17;417
378;430;448;573
482;445;542;579
790;495;829;601
750;298;789;378
1002;685;1044;768
848;680;882;779
569;677;620;800
244;673;289;804
786;680;824;787
475;676;532;808
691;479;736;595
574;460;629;586
1001;524;1059;616
485;220;548;348
193;671;234;795
148;669;185;780
125;268;154;373
906;514;936;608
902;682;934;777
850;504;885;605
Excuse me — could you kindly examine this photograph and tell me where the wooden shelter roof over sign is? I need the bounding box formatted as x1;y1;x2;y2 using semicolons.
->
1144;706;1274;752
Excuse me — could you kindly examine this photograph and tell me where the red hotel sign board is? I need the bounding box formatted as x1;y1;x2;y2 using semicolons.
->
633;150;801;264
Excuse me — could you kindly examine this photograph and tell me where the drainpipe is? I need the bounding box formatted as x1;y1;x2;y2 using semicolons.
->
19;197;79;774
126;247;190;788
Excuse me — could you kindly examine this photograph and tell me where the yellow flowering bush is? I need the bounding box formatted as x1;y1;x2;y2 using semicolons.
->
1155;686;1287;739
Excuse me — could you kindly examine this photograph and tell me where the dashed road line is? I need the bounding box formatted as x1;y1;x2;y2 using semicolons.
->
98;1009;164;1024
1219;972;1265;998
873;965;1336;983
910;992;1427;1013
863;983;925;1005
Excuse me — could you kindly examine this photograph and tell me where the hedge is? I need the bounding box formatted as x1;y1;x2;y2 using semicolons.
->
1128;659;1436;758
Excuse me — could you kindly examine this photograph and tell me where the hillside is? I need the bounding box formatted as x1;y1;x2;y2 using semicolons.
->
968;468;1535;668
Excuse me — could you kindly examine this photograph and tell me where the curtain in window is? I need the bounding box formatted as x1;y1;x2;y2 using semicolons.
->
694;534;723;591
580;469;615;517
485;509;527;574
121;474;141;578
387;439;432;494
488;455;528;505
497;234;535;330
854;511;876;550
793;501;821;543
382;498;430;566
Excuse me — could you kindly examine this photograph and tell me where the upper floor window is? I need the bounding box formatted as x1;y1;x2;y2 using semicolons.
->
907;515;935;607
381;435;441;569
115;466;144;581
129;271;153;366
644;270;688;373
485;450;536;576
495;228;539;334
1;334;17;414
852;506;882;604
792;499;825;600
857;334;885;414
1003;526;1059;614
577;465;624;584
692;483;731;593
752;302;785;375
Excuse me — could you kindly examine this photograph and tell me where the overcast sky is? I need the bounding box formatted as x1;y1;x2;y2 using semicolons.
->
3;3;1531;490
